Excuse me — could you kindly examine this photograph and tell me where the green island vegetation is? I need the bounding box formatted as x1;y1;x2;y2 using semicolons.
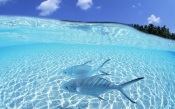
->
132;24;175;40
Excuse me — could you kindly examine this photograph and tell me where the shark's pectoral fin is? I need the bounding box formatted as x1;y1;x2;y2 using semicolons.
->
99;70;110;75
92;95;106;101
97;96;106;101
76;87;82;93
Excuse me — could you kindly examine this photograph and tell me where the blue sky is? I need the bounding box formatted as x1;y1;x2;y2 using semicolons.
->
0;0;175;32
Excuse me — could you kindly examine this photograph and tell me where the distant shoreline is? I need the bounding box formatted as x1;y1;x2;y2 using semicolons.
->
132;24;175;40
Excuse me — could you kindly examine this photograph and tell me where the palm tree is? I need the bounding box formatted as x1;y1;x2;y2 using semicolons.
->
148;24;154;34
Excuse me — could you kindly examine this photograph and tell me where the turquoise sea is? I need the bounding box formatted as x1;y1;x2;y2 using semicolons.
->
0;16;175;109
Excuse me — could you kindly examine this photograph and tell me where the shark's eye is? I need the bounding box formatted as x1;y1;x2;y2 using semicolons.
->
65;86;68;89
64;71;67;74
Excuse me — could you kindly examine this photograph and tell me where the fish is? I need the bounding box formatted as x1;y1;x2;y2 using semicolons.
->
62;59;110;78
62;75;144;103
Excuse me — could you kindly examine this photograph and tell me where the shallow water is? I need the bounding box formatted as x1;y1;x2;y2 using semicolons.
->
0;16;175;109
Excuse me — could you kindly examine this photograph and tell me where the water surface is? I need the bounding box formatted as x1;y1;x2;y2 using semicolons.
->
0;16;175;109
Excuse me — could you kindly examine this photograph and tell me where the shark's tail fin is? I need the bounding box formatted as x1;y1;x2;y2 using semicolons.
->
97;59;110;75
116;77;144;103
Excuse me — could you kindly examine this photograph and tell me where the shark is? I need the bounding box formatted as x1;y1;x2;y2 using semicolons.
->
62;59;110;78
62;75;144;103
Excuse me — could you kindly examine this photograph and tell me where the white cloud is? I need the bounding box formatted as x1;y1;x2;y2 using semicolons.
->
132;3;141;8
0;0;7;3
147;14;160;24
77;0;93;10
96;6;101;10
0;0;11;4
132;5;136;8
37;0;61;16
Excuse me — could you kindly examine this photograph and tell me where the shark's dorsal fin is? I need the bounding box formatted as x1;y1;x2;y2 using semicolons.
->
97;59;111;75
82;60;92;65
98;59;110;69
